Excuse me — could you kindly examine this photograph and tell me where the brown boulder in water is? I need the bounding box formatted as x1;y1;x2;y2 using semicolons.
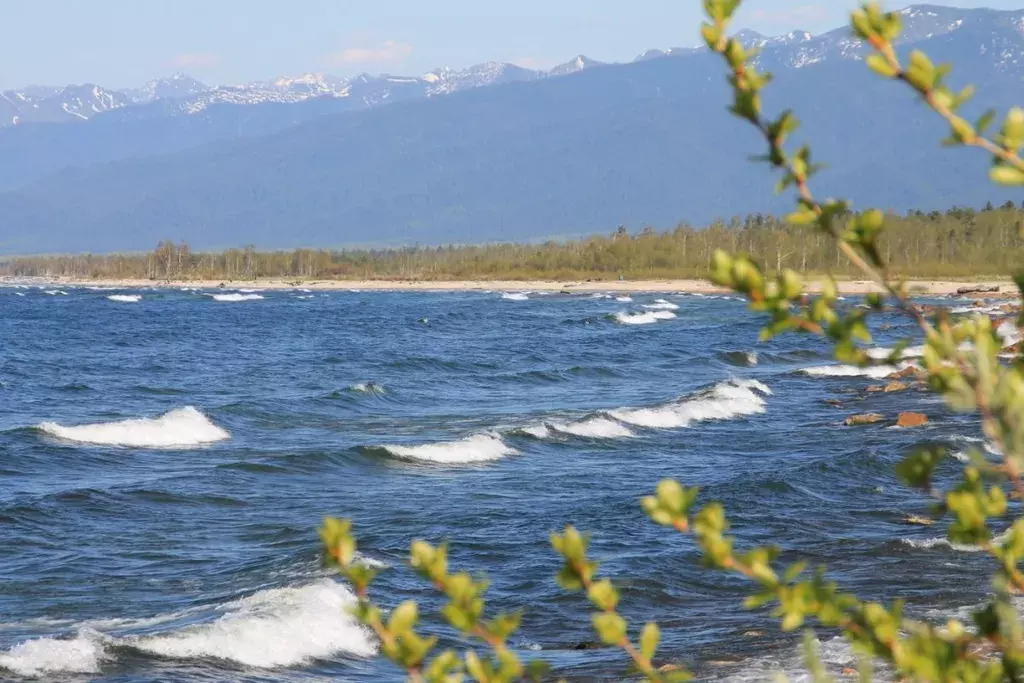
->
884;381;909;393
897;412;929;428
845;413;884;426
904;515;934;526
890;366;923;380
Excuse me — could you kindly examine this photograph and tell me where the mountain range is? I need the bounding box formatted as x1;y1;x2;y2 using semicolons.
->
0;57;603;128
0;4;1021;254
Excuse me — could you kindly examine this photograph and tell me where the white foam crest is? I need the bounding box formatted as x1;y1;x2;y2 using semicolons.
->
209;293;264;302
866;344;926;360
615;296;633;302
951;304;1006;314
614;310;676;325
0;630;105;676
720;636;853;682
549;417;634;439
610;379;771;429
801;362;914;379
901;529;1010;553
44;290;68;296
0;581;375;674
998;320;1022;347
501;292;529;301
237;288;264;293
350;382;385;394
643;299;679;310
130;580;374;667
382;433;516;464
107;294;141;303
38;406;230;448
517;424;553;439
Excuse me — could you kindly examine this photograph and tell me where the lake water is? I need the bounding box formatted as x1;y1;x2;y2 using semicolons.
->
0;285;1005;681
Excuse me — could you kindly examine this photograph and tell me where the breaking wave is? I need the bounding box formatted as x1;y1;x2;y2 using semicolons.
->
107;294;141;303
548;417;634;439
377;433;517;464
609;379;771;429
37;406;230;448
614;310;677;325
901;529;1010;553
800;362;915;379
350;382;385;394
208;293;264;302
865;345;925;360
501;292;529;301
517;379;771;440
615;296;633;302
0;580;374;676
642;299;680;311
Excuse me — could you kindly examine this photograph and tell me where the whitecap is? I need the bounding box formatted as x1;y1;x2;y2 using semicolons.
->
209;293;264;302
865;345;926;360
998;320;1021;348
951;304;1005;314
901;529;1010;553
610;379;771;429
380;433;516;464
501;292;529;301
107;294;141;303
44;290;68;296
130;580;374;667
800;362;914;379
642;299;680;311
614;296;633;302
0;630;106;676
548;417;634;439
37;406;230;448
0;580;374;675
614;310;676;325
350;382;385;394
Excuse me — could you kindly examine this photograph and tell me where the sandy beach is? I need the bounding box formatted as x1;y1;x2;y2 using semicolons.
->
4;276;1017;296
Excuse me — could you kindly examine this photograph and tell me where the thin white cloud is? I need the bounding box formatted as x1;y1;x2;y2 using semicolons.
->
750;4;829;26
165;52;222;70
328;40;412;67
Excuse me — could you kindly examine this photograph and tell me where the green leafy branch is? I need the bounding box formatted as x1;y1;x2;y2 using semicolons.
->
642;478;1014;680
852;4;1024;186
551;523;688;681
320;518;548;683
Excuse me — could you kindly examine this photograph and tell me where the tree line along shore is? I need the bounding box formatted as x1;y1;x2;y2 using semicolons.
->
2;202;1022;282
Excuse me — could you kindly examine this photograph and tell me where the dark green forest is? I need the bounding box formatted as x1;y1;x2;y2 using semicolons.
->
3;202;1022;281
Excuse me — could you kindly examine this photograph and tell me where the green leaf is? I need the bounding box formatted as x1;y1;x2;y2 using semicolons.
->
640;622;661;661
990;165;1024;186
865;54;898;78
587;579;620;611
388;600;418;635
591;612;627;645
895;446;946;489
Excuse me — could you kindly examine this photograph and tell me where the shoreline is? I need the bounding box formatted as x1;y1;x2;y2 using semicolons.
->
1;276;1018;296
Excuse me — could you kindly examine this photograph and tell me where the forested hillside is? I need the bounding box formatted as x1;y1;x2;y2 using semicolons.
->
4;203;1021;280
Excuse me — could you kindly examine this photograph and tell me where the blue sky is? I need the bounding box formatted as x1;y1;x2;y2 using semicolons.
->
1;0;1020;89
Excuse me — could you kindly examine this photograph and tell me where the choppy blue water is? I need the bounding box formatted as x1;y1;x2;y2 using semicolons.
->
0;285;1000;681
